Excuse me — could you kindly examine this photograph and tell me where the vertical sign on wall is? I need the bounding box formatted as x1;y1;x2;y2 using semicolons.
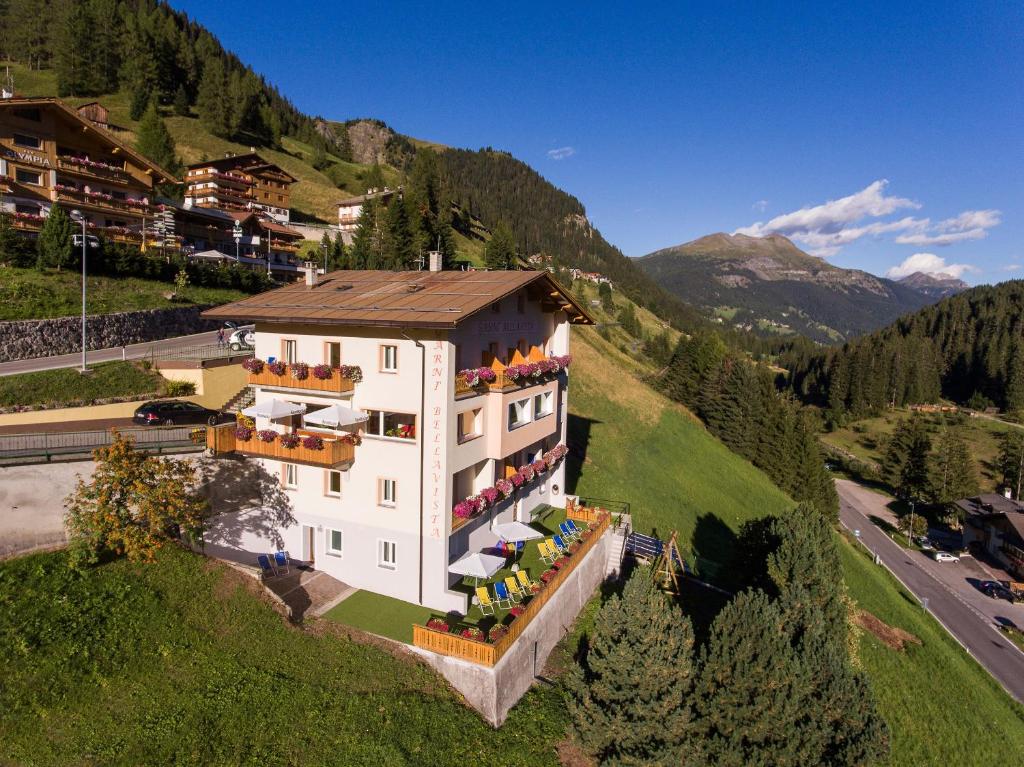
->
427;338;446;540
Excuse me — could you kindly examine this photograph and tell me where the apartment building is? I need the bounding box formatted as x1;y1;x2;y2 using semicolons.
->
0;97;176;245
184;152;296;223
202;268;592;612
336;186;401;233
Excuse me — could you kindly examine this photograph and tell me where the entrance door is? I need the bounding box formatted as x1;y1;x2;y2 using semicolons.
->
302;525;315;565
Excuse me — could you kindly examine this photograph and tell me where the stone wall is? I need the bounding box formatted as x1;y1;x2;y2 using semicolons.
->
0;306;219;362
411;527;612;726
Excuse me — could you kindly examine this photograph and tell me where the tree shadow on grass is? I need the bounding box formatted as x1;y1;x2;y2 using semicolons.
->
565;413;599;494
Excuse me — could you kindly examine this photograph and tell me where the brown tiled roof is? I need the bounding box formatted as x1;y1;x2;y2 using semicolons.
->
201;270;595;329
184;152;297;183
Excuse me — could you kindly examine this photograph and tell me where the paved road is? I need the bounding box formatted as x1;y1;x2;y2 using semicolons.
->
836;480;1024;704
0;326;252;377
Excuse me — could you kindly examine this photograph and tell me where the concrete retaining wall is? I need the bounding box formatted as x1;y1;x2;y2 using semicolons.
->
0;306;219;362
411;527;612;726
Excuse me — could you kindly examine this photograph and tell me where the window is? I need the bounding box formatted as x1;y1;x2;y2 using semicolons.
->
282;339;297;364
325;342;341;368
380;344;398;372
378;540;397;570
534;391;554;418
379;478;397;507
508;397;532;429
15;168;41;186
326;529;343;556
365;410;416;440
458;408;482;443
326;470;342;497
283;463;298;489
13;133;41;149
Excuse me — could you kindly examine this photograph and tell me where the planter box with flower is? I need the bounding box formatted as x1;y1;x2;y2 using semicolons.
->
450;443;569;532
246;358;361;394
206;423;355;467
455;355;572;396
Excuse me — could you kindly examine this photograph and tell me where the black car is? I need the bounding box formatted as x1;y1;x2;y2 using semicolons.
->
133;400;225;426
980;580;1017;603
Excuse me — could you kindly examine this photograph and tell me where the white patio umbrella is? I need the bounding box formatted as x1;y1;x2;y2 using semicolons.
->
492;520;544;564
448;551;507;586
242;399;307;419
303;403;368;429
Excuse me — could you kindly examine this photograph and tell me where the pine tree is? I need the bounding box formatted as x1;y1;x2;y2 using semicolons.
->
998;431;1024;499
129;80;151;122
1005;339;1024;415
695;589;816;767
598;280;614;312
349;198;379;270
135;101;179;173
566;569;696;765
196;56;231;138
54;1;100;97
929;428;979;505
383;198;415;270
331;233;347;270
0;209;26;266
173;84;190;116
36;205;74;271
483;221;517;270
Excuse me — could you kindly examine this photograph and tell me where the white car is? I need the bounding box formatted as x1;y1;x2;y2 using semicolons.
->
932;551;959;563
228;329;255;351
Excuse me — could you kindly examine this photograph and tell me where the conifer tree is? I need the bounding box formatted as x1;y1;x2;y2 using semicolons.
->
929;428;979;505
196;57;231;138
173;84;190;116
36;205;73;271
383;198;415;270
331;233;347;270
484;221;517;270
135;101;179;173
567;569;696;765
998;431;1024;499
129;80;151;122
54;1;100;97
598;280;614;312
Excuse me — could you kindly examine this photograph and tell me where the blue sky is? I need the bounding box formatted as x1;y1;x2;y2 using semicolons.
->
175;0;1022;284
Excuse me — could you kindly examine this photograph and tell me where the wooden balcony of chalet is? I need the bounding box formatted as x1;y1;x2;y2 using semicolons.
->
54;187;151;216
455;346;561;397
248;364;357;395
56;156;132;185
206;423;355;468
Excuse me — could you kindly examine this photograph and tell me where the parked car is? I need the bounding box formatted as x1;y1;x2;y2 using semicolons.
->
228;328;255;351
932;551;959;563
980;581;1016;602
915;537;936;551
133;400;226;426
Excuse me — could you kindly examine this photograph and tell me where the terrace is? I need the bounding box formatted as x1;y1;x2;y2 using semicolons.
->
206;422;357;468
244;359;361;395
326;504;612;666
455;350;571;397
56;155;132;184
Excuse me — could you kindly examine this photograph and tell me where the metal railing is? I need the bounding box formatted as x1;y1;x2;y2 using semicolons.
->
152;344;253;362
0;426;201;464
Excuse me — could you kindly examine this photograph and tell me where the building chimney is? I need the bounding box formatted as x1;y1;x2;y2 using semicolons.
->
304;261;318;288
1005;487;1013;499
428;250;442;272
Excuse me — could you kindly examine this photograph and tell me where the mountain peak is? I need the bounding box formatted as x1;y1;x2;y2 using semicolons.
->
897;271;969;298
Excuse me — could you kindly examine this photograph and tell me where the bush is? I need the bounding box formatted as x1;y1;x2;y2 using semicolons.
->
163;380;196;397
488;625;508;642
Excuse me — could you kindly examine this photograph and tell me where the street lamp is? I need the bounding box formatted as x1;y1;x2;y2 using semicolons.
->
69;209;88;373
907;499;916;547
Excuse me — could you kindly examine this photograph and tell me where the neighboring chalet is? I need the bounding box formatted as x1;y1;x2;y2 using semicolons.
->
201;267;593;612
184;152;296;224
0;96;176;246
957;493;1024;578
337;186;401;233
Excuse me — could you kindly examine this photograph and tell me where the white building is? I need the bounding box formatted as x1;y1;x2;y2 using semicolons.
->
336;187;401;233
202;267;593;613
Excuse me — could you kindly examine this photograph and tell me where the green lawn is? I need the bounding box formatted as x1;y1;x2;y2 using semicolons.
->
0;547;567;766
568;328;793;584
0;267;249;321
0;360;165;408
839;535;1024;766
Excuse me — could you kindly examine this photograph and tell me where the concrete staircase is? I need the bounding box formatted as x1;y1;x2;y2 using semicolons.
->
604;518;630;578
221;384;254;414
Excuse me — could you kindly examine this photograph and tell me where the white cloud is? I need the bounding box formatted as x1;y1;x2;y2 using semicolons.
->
1002;264;1022;272
885;252;975;280
752;199;769;213
733;181;1001;257
546;146;575;160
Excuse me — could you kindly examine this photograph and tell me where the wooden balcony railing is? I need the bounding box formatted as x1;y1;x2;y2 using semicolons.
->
248;366;357;394
55;188;150;215
455;349;564;396
412;511;610;667
57;157;131;184
206;423;355;468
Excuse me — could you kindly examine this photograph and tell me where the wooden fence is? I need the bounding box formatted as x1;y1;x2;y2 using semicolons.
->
248;367;356;394
566;498;608;525
412;511;610;667
206;423;355;467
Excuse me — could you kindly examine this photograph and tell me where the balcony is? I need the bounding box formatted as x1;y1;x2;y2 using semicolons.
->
57;156;132;185
54;187;151;216
455;351;571;397
206;423;355;467
246;362;359;395
188;169;252;188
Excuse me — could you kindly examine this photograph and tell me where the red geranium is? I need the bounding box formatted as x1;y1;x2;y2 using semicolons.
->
461;626;485;641
426;618;449;632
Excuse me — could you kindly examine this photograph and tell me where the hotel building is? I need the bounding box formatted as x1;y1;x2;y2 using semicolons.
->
184;152;296;224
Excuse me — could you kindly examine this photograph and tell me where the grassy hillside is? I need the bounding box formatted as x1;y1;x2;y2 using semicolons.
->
0;266;249;321
839;535;1024;766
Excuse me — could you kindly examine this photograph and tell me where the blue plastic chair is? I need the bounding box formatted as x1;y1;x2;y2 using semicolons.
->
257;553;276;579
493;581;514;609
274;550;290;575
559;521;580;541
553;534;569;552
566;519;587;536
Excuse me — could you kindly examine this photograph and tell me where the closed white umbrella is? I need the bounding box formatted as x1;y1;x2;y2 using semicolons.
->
303;403;368;429
242;399;306;419
448;551;507;586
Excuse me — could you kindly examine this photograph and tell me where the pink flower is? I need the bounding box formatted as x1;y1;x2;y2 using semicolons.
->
461;626;485;641
510;472;526;488
301;434;324;450
267;361;286;376
426;618;449;632
480;486;500;506
256;429;278;443
312;364;333;380
279;433;300;448
339;365;363;383
235;426;253;441
531;459;547;474
291;362;309;380
242;358;265;374
519;464;535;481
495;478;514;498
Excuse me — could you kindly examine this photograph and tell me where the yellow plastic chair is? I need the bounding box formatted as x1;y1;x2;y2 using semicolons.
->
504;576;525;603
538;540;557;565
475;586;496;616
516;570;537;592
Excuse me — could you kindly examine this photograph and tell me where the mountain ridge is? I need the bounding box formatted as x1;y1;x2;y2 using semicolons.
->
636;232;937;342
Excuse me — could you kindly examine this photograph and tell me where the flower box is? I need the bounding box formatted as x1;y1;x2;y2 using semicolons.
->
426;618;449;632
460;626;485;642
